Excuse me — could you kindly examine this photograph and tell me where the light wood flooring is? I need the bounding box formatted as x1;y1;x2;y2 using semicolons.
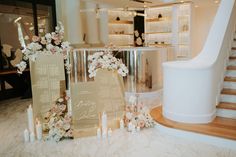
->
150;106;236;141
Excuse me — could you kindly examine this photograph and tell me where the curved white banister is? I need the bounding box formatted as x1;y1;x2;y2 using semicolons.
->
163;0;236;123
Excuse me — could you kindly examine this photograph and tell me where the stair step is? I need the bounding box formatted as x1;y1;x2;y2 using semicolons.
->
232;47;236;50
224;76;236;82
227;66;236;70
217;102;236;110
229;56;236;60
223;81;236;89
221;88;236;95
225;70;236;77
216;109;236;119
220;94;236;103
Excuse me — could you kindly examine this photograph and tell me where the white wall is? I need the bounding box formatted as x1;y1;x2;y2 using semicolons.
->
191;6;218;57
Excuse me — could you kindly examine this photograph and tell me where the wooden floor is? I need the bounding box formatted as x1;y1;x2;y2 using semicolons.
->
150;106;236;140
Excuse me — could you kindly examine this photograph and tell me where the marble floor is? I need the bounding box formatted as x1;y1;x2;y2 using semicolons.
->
0;98;236;157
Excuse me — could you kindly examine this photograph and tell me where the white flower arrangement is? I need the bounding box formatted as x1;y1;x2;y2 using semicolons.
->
43;97;73;142
16;22;71;74
88;51;128;78
124;96;154;129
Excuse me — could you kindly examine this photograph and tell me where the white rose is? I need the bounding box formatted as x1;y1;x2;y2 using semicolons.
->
126;112;133;120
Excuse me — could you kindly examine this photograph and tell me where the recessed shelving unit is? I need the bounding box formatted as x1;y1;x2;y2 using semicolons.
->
109;33;133;35
108;20;133;25
146;18;170;23
177;3;191;59
108;10;134;47
144;3;192;59
145;6;172;47
145;31;172;34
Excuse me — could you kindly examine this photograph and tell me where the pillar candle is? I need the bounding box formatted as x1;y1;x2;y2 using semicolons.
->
108;128;112;137
128;122;132;132
102;128;107;139
30;132;35;142
97;128;101;139
36;119;43;140
119;119;124;129
131;124;136;134
102;112;107;134
23;129;29;142
27;105;34;133
136;126;140;132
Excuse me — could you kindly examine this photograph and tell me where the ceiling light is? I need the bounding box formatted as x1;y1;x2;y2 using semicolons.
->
214;0;219;4
194;5;199;8
180;0;184;3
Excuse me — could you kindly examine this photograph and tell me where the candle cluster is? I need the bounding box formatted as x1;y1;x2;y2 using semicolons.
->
128;122;140;134
24;105;43;143
96;112;112;139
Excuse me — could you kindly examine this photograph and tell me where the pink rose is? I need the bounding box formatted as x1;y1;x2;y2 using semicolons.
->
125;106;131;112
64;116;71;123
51;33;60;40
65;129;73;137
65;96;70;101
138;120;145;128
41;39;46;45
54;39;61;45
50;47;57;54
58;105;66;112
32;35;40;42
124;118;130;125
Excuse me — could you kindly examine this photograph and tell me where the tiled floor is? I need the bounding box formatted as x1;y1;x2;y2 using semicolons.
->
0;98;236;157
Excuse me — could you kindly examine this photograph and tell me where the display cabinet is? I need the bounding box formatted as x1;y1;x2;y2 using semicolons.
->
177;3;191;59
145;6;172;47
108;10;134;47
145;3;192;59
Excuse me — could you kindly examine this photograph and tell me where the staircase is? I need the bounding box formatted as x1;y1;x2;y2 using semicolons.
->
218;39;236;119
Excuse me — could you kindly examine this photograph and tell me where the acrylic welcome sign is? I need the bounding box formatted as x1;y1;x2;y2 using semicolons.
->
71;69;125;138
30;54;66;120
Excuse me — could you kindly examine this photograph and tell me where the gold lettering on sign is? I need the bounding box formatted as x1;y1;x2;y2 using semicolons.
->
71;82;99;137
76;100;97;120
71;69;125;138
30;54;65;121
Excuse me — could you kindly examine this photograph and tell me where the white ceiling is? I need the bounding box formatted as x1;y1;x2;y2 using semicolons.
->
88;0;220;8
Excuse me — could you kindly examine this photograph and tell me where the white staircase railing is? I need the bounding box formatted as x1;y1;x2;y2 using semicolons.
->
163;0;236;123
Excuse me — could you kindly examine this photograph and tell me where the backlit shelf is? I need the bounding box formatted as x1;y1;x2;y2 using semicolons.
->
178;15;190;17
115;44;134;47
146;18;170;23
145;32;172;34
109;20;133;24
109;33;133;36
149;43;172;47
179;31;189;33
178;44;189;46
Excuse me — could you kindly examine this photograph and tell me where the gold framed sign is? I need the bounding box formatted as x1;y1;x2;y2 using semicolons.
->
30;54;66;120
71;69;125;138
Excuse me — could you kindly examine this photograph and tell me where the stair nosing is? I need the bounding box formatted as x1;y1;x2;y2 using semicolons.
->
226;66;236;70
224;76;236;82
217;102;236;110
229;56;236;60
221;88;236;95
